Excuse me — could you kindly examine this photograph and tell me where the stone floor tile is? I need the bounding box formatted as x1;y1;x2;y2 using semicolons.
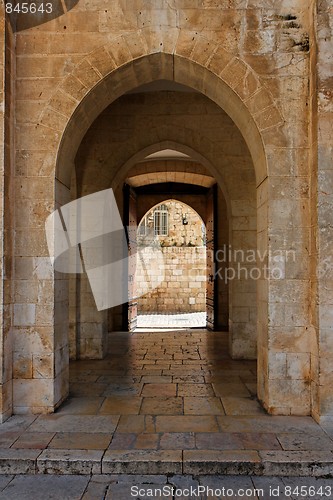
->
217;415;324;434
0;448;41;474
134;433;159;449
251;476;290;500
141;383;177;397
69;383;108;398
102;449;182;474
245;382;257;396
195;432;244;450
132;369;163;376
81;477;110;500
163;368;205;376
235;432;282;450
140;397;183;415
115;415;146;434
11;432;55;450
28;415;119;433
172;375;205;384
159;432;195;449
183;450;261;475
177;384;215;397
205;374;243;383
0;432;22;449
53;397;104;416
221;397;265;416
37;449;103;474
276;432;333;451
102;383;142;397
108;433;137;450
70;374;100;383
0;416;37;434
48;432;112;450
156;416;219;433
99;397;142;415
141;376;172;384
0;475;89;500
212;382;251;397
105;482;172;500
96;376;141;385
109;474;168;484
0;475;14;492
184;397;225;415
200;475;259;499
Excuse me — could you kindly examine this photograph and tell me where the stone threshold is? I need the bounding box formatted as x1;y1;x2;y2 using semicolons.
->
1;448;333;476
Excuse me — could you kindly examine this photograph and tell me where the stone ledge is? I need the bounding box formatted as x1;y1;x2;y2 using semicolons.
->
183;450;262;475
102;450;183;474
37;449;104;475
0;448;332;476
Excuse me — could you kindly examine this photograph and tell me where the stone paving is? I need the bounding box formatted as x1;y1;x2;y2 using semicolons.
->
0;329;333;476
1;474;333;499
137;312;206;328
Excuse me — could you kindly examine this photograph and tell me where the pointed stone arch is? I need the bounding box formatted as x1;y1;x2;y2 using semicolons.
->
37;29;283;188
12;27;311;419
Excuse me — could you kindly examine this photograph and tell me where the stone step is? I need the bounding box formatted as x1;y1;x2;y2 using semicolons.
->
1;448;333;476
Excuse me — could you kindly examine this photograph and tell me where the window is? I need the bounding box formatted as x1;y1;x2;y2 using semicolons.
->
154;204;168;236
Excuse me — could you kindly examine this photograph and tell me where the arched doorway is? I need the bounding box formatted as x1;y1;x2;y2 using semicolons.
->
136;199;208;329
10;38;312;420
55;55;265;411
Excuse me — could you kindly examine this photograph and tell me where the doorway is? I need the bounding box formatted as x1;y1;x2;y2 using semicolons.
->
123;180;219;332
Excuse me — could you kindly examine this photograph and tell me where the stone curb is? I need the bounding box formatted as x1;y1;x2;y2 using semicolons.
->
0;449;332;476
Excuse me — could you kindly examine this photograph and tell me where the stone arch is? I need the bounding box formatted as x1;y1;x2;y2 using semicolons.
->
37;29;284;189
138;198;206;229
32;29;291;415
111;140;231;216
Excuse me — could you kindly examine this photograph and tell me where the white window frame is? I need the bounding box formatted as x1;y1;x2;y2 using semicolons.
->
153;204;168;236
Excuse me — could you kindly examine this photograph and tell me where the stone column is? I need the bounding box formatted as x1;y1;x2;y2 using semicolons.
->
311;0;333;422
0;9;15;422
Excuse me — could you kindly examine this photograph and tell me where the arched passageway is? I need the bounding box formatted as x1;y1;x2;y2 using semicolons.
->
9;39;312;420
136;199;207;327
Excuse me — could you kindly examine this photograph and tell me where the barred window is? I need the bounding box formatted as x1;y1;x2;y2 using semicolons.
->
154;204;168;236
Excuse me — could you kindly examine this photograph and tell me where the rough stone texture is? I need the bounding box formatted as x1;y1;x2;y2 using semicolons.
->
137;247;206;313
0;0;330;422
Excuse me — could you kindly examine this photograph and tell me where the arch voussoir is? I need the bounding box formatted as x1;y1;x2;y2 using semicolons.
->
142;26;179;55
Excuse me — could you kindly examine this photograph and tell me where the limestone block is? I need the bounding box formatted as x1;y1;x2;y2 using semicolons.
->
17;124;60;151
99;4;137;31
13;379;54;409
268;380;310;413
13;326;53;355
13;352;33;379
138;9;177;28
286;353;310;380
245;88;274;115
13;304;36;327
40;108;70;132
270;326;310;353
49;90;78;118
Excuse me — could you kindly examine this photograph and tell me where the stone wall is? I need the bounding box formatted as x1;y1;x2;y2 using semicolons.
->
137;247;206;314
2;0;325;419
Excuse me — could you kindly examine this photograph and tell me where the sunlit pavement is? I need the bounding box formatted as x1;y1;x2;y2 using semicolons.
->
0;329;332;478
